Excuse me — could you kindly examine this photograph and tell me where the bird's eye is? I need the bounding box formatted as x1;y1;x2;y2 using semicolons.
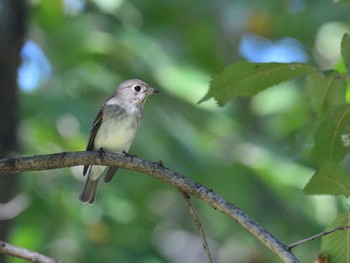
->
133;85;141;92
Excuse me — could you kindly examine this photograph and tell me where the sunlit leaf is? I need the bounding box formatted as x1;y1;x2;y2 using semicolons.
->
306;72;346;115
199;61;315;106
341;33;350;71
311;104;350;165
304;160;350;197
321;214;350;263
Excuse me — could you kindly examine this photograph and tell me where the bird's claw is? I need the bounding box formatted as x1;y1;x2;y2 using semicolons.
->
156;160;164;167
98;147;106;160
123;151;137;161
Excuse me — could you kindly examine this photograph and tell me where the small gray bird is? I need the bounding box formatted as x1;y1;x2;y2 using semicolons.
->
79;79;159;204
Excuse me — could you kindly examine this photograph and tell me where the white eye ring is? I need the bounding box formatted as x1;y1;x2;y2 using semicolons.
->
133;85;141;92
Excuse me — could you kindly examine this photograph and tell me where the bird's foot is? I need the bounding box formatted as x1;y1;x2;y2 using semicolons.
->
156;160;164;167
98;147;106;160
123;151;137;161
152;160;164;172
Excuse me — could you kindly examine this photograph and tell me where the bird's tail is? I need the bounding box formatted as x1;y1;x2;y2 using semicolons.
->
79;175;101;204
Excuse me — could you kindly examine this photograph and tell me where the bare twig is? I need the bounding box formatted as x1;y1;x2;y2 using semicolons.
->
181;191;213;263
0;151;300;263
286;225;350;250
0;240;62;263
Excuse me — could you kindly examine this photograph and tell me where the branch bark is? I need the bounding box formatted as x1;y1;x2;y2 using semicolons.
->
286;225;350;250
0;240;61;263
181;191;213;263
0;151;300;263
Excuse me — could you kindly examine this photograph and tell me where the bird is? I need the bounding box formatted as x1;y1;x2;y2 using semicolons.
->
79;79;159;204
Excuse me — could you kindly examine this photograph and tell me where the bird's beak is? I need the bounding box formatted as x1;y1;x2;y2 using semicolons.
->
148;87;160;94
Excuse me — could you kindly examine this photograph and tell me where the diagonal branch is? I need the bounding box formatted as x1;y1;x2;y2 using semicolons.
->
0;151;300;263
286;225;350;250
0;240;61;263
181;191;213;263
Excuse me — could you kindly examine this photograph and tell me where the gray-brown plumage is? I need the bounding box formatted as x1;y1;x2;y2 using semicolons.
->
79;79;159;204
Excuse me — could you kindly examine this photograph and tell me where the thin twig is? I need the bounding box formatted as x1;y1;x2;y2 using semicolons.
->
0;240;62;263
286;225;350;250
0;151;300;263
181;191;213;263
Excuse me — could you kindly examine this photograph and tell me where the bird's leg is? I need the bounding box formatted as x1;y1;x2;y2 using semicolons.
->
98;147;106;160
122;151;137;161
152;160;164;171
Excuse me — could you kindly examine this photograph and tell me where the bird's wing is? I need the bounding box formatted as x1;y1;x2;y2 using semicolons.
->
83;107;104;176
104;167;118;183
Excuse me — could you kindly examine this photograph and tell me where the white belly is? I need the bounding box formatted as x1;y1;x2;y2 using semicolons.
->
94;114;139;153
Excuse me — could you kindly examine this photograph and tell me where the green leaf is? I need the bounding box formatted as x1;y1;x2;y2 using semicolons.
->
311;104;350;165
306;72;346;115
199;61;315;106
304;160;350;197
321;214;350;263
341;33;350;71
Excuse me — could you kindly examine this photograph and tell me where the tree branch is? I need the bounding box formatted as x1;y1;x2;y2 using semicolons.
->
181;191;213;263
0;151;300;263
0;240;61;263
286;225;350;250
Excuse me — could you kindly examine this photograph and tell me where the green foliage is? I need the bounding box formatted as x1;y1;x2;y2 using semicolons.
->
13;1;350;263
341;33;350;71
200;62;315;105
201;32;350;261
311;104;350;166
304;160;350;196
203;33;350;199
306;72;346;115
307;35;350;198
321;214;350;263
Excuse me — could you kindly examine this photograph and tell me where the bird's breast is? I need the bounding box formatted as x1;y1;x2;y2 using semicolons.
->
94;106;142;152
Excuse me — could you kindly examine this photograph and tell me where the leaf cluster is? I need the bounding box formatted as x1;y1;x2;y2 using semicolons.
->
201;33;350;261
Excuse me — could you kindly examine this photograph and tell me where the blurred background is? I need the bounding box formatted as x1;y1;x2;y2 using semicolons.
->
1;0;350;262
